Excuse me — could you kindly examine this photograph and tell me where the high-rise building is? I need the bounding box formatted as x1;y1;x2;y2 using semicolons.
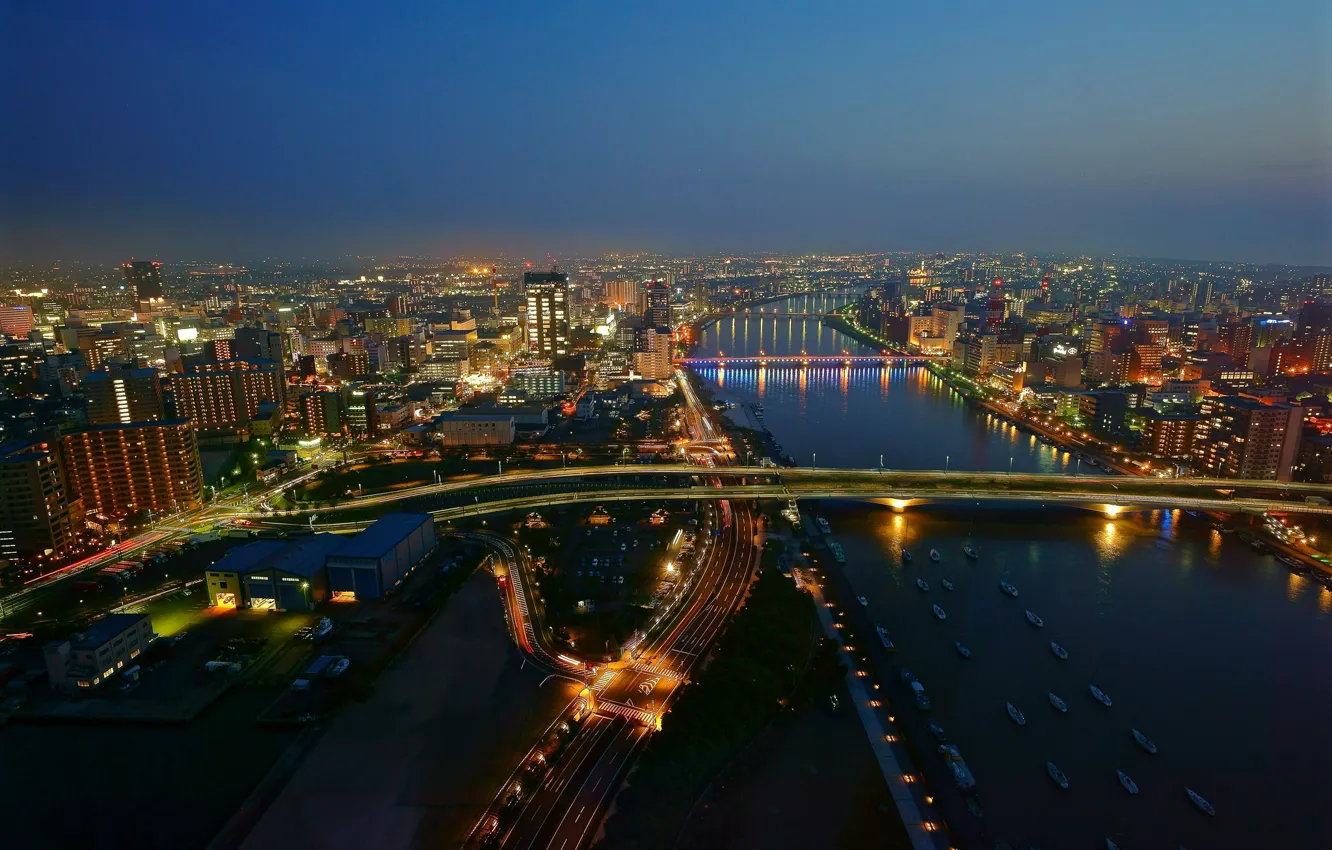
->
0;306;35;338
524;271;569;358
122;260;165;309
60;420;203;518
345;387;377;437
170;360;284;433
233;327;285;364
300;391;345;436
1193;396;1302;482
81;365;165;425
0;441;82;561
1140;410;1200;460
606;280;643;314
644;280;672;329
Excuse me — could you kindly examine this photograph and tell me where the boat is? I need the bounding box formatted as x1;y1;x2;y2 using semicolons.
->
963;545;979;560
941;577;955;591
1107;840;1121;850
1047;761;1069;789
1050;642;1068;659
1118;769;1139;794
1186;787;1216;816
1025;609;1044;627
1277;553;1309;573
876;625;896;651
933;604;947;620
1211;521;1234;533
1048;692;1067;712
857;595;869;607
912;680;931;710
928;721;947;742
1090;684;1113;707
899;667;915;683
901;548;913;563
954;641;971;658
1132;728;1157;753
916;578;930;592
929;548;941;562
939;744;977;791
816;516;831;534
1006;702;1026;725
828;541;847;563
999;580;1019;597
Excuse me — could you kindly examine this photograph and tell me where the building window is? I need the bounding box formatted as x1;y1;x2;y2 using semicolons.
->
77;680;91;688
103;668;114;678
116;660;124;669
130;648;140;658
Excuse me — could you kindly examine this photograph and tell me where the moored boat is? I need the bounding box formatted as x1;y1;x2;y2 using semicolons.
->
1050;642;1068;659
928;720;947;742
999;580;1019;597
939;743;977;791
954;641;970;658
1106;839;1121;850
1132;728;1157;753
1048;691;1067;712
1025;609;1044;627
828;541;847;563
929;548;941;562
857;595;869;607
916;578;930;592
1186;787;1216;816
1047;761;1069;789
1006;701;1026;725
816;516;831;534
963;545;979;560
1118;769;1139;794
1090;684;1113;707
876;625;896;651
933;604;947;620
941;577;955;591
902;548;913;563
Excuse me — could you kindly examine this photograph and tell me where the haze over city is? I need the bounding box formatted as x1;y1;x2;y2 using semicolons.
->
3;1;1330;264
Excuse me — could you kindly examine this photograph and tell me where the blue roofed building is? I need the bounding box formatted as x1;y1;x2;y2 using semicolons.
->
324;513;436;600
206;535;342;611
43;613;155;693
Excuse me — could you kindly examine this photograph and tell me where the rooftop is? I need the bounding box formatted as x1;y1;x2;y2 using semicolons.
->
332;513;431;560
213;535;344;579
64;613;150;650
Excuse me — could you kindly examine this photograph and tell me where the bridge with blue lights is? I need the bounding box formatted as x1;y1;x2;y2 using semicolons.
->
678;354;938;366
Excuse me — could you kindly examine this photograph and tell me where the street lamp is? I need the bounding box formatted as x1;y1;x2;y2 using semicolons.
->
945;455;950;472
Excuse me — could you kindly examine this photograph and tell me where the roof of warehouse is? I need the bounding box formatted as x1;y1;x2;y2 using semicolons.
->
212;536;343;579
331;513;431;560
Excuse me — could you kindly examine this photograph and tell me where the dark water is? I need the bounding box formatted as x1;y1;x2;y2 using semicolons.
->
691;293;1332;848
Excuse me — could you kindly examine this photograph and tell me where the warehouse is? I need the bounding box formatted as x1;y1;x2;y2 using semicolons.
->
324;513;436;600
206;536;339;611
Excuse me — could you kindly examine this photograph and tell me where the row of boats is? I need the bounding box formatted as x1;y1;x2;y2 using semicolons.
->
888;542;1220;823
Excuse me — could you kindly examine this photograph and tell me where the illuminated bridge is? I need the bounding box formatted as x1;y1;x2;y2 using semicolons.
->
244;466;1332;530
678;354;938;366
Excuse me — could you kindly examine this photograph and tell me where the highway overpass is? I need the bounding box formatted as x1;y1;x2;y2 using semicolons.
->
244;465;1332;531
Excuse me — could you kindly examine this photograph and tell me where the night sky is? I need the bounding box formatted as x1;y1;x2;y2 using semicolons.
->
3;1;1329;263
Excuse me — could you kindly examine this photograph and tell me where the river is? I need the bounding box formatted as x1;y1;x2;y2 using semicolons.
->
689;291;1332;849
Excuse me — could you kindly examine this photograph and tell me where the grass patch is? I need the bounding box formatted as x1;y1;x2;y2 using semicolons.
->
598;559;841;850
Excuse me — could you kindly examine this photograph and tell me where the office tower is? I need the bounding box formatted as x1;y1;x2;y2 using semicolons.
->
300;391;345;435
60;420;204;517
388;294;410;317
170;359;284;433
234;326;285;364
1193;396;1302;482
644;280;672;329
985;279;1005;331
81;364;165;425
122;260;165;308
345;387;377;437
0;441;82;561
524;270;569;358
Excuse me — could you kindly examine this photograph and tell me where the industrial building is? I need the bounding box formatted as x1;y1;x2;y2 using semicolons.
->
206;535;340;610
44;613;154;693
325;513;436;600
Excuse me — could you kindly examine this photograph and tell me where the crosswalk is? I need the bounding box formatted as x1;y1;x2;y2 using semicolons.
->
595;700;656;725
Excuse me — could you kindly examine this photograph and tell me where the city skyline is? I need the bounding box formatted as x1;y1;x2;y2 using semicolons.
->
3;2;1329;265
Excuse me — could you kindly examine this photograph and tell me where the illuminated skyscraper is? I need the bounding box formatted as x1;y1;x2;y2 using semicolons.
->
122;260;165;309
644;280;672;329
524;271;569;358
81;365;165;426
